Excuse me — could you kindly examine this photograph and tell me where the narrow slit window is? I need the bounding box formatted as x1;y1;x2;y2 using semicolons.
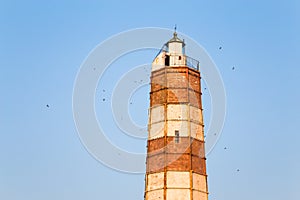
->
175;130;179;143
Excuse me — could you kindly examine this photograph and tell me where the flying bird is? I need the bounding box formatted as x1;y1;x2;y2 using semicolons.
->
46;104;49;108
219;46;222;50
232;67;235;70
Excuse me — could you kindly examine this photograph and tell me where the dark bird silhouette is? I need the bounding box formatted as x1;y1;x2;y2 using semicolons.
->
232;67;235;70
46;104;49;108
224;147;227;150
102;98;105;101
237;169;240;172
219;46;222;50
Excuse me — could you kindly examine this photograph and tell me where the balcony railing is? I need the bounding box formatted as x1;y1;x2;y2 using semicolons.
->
185;56;200;71
153;48;200;71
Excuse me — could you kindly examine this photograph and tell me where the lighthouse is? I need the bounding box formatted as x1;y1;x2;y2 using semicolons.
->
144;31;208;200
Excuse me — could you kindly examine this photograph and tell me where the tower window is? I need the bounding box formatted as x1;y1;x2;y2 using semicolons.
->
179;56;181;60
175;130;179;143
165;55;170;66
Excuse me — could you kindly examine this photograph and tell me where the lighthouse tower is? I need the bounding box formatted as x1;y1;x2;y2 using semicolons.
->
144;31;208;200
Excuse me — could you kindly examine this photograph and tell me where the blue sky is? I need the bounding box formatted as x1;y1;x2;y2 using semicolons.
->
1;0;300;199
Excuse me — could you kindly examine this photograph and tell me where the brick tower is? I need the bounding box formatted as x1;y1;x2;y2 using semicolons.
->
144;31;208;200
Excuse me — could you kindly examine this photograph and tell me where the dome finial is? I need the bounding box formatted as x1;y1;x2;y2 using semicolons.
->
174;24;177;37
167;25;184;44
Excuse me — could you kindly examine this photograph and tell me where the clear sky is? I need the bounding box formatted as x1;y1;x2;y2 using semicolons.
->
1;0;300;199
